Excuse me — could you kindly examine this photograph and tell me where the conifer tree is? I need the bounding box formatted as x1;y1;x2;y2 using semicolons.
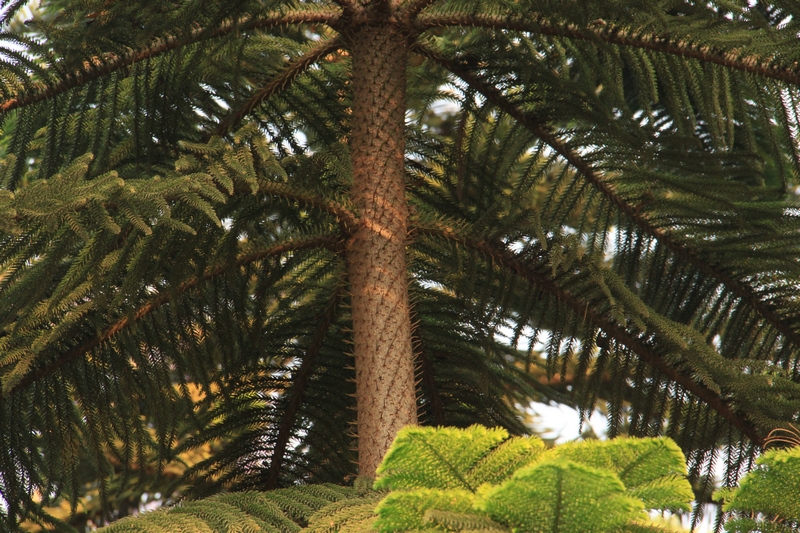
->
3;0;800;528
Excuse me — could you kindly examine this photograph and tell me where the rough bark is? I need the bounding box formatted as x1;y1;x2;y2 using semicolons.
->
346;21;418;476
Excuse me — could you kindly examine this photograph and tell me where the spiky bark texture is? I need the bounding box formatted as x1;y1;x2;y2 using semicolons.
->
346;22;417;475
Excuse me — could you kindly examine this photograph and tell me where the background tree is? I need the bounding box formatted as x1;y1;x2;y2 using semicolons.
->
3;0;800;529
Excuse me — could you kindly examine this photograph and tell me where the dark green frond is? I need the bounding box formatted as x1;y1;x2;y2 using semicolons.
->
4;0;800;529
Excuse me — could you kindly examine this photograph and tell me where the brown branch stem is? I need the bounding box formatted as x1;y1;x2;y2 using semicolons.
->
416;223;764;446
0;10;341;114
8;235;341;394
417;12;800;86
418;43;800;360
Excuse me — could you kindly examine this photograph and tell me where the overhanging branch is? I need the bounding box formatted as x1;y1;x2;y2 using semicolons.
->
415;223;764;446
417;12;800;87
265;280;345;489
0;10;341;114
7;235;341;394
258;181;358;234
409;306;446;426
418;43;800;360
215;36;344;136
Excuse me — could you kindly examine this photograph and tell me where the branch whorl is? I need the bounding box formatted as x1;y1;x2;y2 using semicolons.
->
0;11;341;114
416;42;800;360
7;235;341;394
416;223;764;446
417;12;800;87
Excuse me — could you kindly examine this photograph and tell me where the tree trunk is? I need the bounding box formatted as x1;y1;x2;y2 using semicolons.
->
346;21;418;477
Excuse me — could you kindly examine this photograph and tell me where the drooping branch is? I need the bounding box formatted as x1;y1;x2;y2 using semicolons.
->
215;37;344;136
409;306;446;426
0;10;341;114
416;12;800;87
1;153;357;237
415;223;764;446
8;235;341;394
418;43;800;358
258;181;358;234
265;280;345;489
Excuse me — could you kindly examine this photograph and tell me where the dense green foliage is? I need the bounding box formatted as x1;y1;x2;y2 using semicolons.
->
100;483;382;533
374;425;693;533
93;424;800;532
716;443;800;533
97;426;800;533
97;425;696;533
3;0;800;529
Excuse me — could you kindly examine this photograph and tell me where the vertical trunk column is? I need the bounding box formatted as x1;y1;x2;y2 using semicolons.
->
347;23;417;477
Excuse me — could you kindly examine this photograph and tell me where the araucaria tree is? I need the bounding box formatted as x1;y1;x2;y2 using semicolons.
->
3;0;800;528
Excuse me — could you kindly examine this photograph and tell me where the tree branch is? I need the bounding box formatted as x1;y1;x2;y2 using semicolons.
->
7;235;341;394
214;36;344;137
417;43;800;360
258;181;359;234
416;12;800;87
265;280;345;489
0;10;341;114
410;307;446;426
415;223;764;446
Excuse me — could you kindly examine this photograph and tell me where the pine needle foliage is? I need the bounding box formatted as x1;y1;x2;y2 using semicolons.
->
2;0;800;528
373;425;693;533
99;483;377;533
41;409;800;532
715;443;800;533
94;425;692;533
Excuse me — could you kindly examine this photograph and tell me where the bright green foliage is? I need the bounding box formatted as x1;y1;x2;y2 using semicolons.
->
305;490;385;533
542;438;694;512
374;426;545;492
479;460;644;533
373;489;476;533
373;426;693;533
715;447;800;533
464;433;550;488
